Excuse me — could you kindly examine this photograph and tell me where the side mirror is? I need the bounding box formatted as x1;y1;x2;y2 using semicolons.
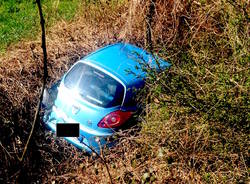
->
42;88;51;108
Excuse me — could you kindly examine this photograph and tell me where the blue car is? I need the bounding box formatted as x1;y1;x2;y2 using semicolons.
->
42;43;170;153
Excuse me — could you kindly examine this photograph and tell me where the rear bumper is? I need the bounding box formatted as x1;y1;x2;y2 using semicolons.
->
44;106;113;154
45;120;92;153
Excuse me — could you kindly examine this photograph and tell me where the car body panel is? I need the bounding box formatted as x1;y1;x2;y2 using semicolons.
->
43;42;171;153
83;43;171;86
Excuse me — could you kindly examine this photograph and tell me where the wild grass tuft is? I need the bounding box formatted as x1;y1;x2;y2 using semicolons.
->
0;0;249;183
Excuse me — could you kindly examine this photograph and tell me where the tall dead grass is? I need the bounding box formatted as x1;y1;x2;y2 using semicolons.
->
0;0;249;183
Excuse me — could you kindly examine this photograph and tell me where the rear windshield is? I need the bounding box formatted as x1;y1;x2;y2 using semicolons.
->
64;62;124;108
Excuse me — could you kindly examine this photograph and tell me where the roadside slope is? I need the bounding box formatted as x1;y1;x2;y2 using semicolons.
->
0;0;249;183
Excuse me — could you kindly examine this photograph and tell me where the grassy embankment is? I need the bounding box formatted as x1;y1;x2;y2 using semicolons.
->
0;0;249;183
0;0;81;53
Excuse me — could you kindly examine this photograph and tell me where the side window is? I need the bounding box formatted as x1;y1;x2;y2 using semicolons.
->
124;87;139;107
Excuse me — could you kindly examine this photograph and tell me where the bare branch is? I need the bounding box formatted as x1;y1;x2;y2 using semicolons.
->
17;0;48;162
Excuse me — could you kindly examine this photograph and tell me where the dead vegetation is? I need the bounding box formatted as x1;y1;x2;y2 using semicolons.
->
0;0;249;183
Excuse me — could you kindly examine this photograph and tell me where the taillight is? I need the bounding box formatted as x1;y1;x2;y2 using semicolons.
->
98;110;132;128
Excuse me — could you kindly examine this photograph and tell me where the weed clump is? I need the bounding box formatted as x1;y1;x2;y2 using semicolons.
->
0;0;249;183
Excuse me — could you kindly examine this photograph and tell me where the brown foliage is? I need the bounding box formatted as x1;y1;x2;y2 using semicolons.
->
0;0;249;183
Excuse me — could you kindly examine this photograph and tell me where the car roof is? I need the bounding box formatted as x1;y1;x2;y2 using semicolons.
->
80;43;171;86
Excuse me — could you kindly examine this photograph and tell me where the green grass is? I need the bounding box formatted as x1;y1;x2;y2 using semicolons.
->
0;0;82;53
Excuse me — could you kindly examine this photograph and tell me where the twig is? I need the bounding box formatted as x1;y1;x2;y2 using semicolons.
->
146;0;156;53
0;141;13;159
17;0;48;162
81;142;113;184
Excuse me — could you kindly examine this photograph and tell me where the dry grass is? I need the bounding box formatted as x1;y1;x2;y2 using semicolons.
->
0;0;249;183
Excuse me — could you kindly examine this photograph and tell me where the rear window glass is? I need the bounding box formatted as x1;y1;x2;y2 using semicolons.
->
64;63;124;108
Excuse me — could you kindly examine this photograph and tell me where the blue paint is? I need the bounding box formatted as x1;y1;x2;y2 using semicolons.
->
43;43;170;153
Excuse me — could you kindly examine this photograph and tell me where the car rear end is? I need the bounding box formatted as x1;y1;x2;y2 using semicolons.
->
44;61;132;153
43;42;170;153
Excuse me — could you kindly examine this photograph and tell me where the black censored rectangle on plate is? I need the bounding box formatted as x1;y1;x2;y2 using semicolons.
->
56;123;80;137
